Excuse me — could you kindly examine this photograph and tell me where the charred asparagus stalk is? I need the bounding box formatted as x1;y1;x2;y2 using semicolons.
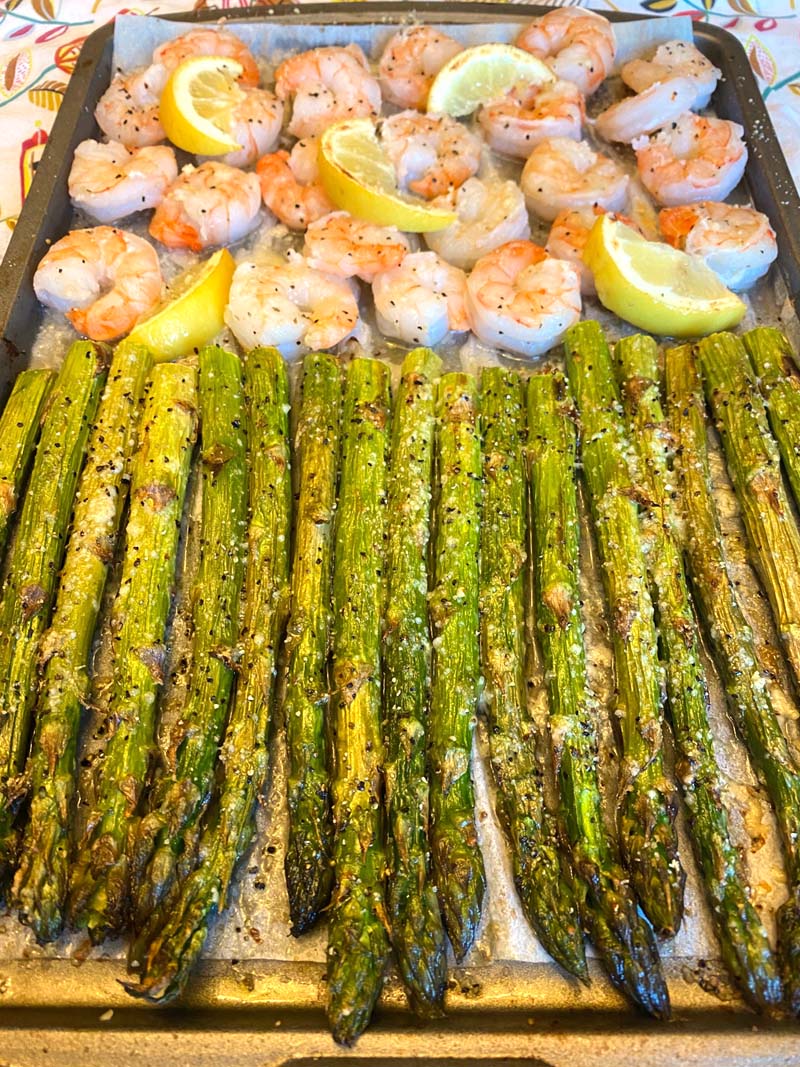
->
528;368;669;1018
667;343;800;1016
384;348;447;1016
15;342;153;942
66;362;198;943
743;327;800;513
481;366;586;980
429;373;486;960
564;322;684;937
326;358;392;1045
129;345;247;933
616;335;781;1012
0;341;108;881
697;332;800;693
284;352;341;935
0;369;54;562
128;348;291;1001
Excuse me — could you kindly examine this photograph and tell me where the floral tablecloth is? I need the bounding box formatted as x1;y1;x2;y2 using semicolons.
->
0;0;798;264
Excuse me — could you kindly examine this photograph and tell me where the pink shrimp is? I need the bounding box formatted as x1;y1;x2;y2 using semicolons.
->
33;226;162;342
256;139;334;231
303;211;409;283
478;79;585;159
633;113;748;206
68;139;178;224
149;162;261;252
378;25;463;110
516;8;616;97
275;45;381;139
466;239;581;358
381;111;481;200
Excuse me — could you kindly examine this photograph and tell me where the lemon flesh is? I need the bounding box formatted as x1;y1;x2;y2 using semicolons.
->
583;215;746;338
318;118;456;233
160;56;245;156
427;43;554;117
125;248;235;361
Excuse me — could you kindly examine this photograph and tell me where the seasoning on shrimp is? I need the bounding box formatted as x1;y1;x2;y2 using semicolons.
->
633;113;748;206
149;161;261;252
622;40;720;110
33;226;163;342
275;45;381;140
94;68;165;148
478;79;585;159
203;87;283;169
68;140;178;224
303;211;409;283
224;253;360;356
660;201;777;291
372;250;469;347
465;239;581;358
381;111;482;200
594;77;700;144
521;137;629;222
257;139;334;231
378;25;463;110
424;177;530;271
516;8;616;97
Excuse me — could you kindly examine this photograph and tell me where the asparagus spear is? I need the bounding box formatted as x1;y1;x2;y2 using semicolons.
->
129;345;248;933
697;332;800;693
384;348;447;1016
66;362;198;942
616;335;781;1012
326;357;391;1046
14;342;153;942
528;369;669;1018
564;322;684;937
0;369;54;562
284;352;341;935
481;366;586;980
429;372;486;960
667;343;800;1016
0;341;108;880
128;348;291;1001
743;327;800;514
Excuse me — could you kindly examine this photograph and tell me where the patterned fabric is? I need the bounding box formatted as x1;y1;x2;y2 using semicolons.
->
0;0;798;262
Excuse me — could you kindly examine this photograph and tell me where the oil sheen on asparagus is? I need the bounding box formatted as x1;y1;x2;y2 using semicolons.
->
0;368;53;563
67;362;198;942
429;372;486;959
743;327;800;515
326;358;392;1046
528;368;669;1018
16;342;153;942
0;340;108;882
284;352;341;935
697;332;800;693
129;346;247;931
383;347;447;1016
616;334;781;1011
480;366;586;980
131;347;291;1001
565;322;684;937
667;343;800;1016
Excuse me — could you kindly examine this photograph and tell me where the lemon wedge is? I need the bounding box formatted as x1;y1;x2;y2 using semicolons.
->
427;43;554;116
583;215;746;338
125;248;235;361
318;118;456;233
159;56;245;156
